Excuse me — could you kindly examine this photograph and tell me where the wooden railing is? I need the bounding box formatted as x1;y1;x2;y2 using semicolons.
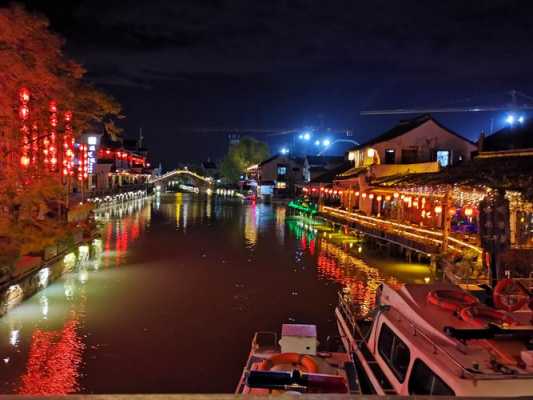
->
321;206;482;256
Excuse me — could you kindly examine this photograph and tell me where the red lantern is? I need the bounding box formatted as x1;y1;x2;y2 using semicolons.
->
18;105;30;120
19;87;30;103
48;100;57;113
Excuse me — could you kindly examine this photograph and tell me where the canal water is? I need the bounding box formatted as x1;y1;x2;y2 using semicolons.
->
0;193;431;394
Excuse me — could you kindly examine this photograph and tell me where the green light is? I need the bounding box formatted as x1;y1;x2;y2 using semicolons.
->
288;200;318;215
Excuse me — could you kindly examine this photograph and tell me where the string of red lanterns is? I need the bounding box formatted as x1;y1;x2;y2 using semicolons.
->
18;87;31;167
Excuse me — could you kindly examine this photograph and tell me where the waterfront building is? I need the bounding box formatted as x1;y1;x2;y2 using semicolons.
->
302;155;345;182
91;133;152;194
251;154;304;197
311;118;533;281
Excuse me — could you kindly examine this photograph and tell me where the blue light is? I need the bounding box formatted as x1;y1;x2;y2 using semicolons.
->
298;134;303;139
518;115;525;124
314;140;320;146
506;114;515;125
323;139;331;147
303;132;311;140
280;147;289;155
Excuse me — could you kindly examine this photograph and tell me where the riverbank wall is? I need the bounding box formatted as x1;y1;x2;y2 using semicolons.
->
0;236;102;318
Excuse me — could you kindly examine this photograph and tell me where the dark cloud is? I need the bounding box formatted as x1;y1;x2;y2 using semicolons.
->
17;0;533;165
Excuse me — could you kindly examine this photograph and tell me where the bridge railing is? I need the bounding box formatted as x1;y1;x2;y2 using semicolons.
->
149;169;213;184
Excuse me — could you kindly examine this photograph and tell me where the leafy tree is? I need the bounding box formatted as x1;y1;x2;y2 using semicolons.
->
220;137;269;183
0;5;121;273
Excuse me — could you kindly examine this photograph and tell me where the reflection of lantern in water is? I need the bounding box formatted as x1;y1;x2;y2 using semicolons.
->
18;318;84;394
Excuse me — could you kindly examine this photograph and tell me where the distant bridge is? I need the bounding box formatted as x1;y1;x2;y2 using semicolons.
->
149;169;214;193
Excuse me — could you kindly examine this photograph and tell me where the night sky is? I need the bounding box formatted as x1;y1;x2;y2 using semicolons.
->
16;1;533;167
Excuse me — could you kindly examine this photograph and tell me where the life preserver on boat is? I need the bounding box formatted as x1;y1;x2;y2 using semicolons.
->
258;353;319;374
427;289;479;312
459;305;520;328
493;279;530;312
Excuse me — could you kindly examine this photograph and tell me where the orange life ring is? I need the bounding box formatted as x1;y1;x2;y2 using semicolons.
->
493;279;529;312
427;289;479;312
460;305;519;328
258;353;319;374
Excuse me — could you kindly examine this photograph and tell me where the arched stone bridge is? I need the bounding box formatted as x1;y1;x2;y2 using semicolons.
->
149;169;214;193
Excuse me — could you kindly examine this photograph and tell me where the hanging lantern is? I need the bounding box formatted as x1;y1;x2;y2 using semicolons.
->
20;155;30;167
355;191;360;196
18;105;30;120
377;195;382;201
385;195;391;201
362;193;367;198
434;205;443;214
18;87;31;168
393;192;399;199
48;100;58;173
19;87;30;103
449;207;457;216
369;193;374;199
464;207;473;217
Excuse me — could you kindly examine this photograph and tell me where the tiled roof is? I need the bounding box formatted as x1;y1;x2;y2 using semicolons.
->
483;121;533;151
352;114;476;150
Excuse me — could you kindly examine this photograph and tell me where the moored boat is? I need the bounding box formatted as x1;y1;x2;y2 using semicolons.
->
235;323;360;395
336;282;533;397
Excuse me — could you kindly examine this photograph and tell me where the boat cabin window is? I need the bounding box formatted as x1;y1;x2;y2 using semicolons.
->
408;359;455;396
377;323;410;382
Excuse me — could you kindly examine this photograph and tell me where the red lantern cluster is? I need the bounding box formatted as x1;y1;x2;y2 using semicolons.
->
48;100;58;171
78;144;88;181
18;87;31;167
62;111;75;177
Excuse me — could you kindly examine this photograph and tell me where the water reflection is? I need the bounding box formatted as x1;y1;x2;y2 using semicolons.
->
0;198;152;394
286;214;425;316
0;196;430;394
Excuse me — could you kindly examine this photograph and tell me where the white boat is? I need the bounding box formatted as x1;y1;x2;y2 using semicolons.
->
235;323;360;395
336;283;533;397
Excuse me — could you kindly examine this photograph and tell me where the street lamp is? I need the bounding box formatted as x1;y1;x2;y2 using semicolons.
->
280;147;289;155
317;139;360;156
505;114;525;126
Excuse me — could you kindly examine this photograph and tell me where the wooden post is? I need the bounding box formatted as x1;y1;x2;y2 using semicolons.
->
442;190;451;252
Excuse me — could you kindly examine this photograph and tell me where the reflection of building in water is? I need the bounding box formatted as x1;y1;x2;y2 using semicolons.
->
244;204;258;247
317;241;400;316
275;207;286;245
97;200;151;268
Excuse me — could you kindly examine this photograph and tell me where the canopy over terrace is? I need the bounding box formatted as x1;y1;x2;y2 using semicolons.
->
372;155;533;201
373;155;533;251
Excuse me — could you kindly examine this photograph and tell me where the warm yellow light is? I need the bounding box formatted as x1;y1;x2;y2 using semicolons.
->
385;195;391;201
434;205;442;214
355;191;360;196
369;194;374;199
393;192;399;199
362;193;367;198
464;207;473;217
367;148;375;158
377;195;382;201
